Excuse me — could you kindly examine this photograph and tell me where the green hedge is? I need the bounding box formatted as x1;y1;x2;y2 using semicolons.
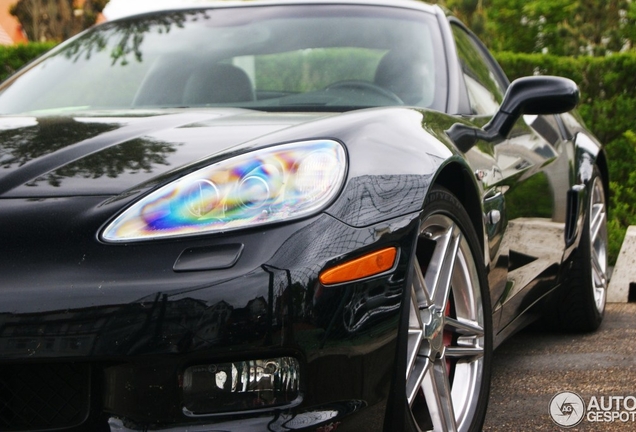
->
0;44;633;262
0;43;56;82
496;52;636;263
496;52;636;145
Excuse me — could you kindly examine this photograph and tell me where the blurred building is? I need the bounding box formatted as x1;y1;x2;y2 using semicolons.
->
0;0;27;45
0;0;107;45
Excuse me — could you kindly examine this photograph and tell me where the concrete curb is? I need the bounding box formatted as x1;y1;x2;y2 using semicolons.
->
607;226;636;303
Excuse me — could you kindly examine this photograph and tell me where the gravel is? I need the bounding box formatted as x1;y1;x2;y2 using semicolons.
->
483;303;636;431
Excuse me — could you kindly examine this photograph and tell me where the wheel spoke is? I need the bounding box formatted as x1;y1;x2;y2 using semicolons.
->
445;316;484;338
407;356;430;406
412;253;432;308
591;248;607;286
422;358;458;432
591;246;607;312
445;345;484;359
407;329;425;377
407;289;425;382
589;203;605;243
425;223;461;311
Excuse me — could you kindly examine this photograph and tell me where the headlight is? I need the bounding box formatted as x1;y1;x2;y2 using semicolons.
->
102;140;347;242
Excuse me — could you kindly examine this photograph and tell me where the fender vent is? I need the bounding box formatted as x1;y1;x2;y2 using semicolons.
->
565;186;582;247
0;363;90;431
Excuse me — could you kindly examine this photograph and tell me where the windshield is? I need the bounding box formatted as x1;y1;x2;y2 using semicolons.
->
0;4;447;115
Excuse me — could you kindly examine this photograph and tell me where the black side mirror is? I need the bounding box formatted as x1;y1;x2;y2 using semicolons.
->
484;75;579;138
447;76;580;152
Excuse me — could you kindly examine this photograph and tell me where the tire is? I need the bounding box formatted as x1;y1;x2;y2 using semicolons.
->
557;168;608;332
404;186;492;432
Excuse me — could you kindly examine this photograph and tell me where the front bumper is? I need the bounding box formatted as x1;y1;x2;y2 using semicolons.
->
0;196;419;431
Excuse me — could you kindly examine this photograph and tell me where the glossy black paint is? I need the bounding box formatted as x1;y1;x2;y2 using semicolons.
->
1;192;419;428
0;111;338;197
0;107;447;430
0;1;607;431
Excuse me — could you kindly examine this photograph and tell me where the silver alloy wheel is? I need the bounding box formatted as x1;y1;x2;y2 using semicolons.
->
406;213;485;432
589;176;608;314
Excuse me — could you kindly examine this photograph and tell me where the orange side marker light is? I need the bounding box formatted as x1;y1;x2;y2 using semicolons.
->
319;247;398;285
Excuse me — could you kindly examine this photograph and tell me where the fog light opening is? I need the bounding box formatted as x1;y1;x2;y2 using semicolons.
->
182;357;301;417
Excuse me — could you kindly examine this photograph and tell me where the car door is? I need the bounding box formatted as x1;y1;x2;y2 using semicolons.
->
449;22;572;337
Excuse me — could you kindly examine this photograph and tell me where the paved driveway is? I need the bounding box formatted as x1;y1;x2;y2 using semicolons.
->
483;303;636;431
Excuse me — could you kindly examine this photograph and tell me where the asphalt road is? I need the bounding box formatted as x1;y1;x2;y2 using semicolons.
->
483;303;636;431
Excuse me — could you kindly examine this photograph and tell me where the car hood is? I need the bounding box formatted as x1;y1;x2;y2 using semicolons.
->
0;109;336;198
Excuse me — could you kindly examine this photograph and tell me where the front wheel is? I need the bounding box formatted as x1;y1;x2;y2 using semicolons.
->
405;186;492;432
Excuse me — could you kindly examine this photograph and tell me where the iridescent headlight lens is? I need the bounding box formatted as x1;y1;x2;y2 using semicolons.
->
102;140;346;242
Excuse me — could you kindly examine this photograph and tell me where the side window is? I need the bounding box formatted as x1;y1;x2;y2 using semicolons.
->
451;24;508;116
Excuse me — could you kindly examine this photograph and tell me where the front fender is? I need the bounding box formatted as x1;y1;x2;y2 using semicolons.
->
325;108;459;227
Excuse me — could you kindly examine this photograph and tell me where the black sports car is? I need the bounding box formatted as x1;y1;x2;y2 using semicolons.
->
0;1;609;431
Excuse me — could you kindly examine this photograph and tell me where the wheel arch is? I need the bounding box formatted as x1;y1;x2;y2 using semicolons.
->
431;161;485;254
595;148;610;200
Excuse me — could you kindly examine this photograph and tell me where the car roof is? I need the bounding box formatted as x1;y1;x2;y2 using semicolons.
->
111;0;438;21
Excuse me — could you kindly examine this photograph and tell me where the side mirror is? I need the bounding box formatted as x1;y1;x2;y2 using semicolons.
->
447;76;580;152
484;75;579;138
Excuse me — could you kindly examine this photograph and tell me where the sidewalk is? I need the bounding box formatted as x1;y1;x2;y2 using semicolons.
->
608;226;636;302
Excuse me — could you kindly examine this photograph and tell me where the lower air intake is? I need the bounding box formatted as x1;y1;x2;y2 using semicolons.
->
0;363;90;431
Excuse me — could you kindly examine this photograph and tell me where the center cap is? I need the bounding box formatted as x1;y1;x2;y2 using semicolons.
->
425;308;445;355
